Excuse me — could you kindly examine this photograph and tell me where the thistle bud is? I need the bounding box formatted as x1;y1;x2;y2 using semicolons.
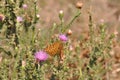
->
17;16;23;22
0;56;2;63
0;14;5;21
22;4;28;9
59;10;64;20
36;14;40;18
22;60;26;68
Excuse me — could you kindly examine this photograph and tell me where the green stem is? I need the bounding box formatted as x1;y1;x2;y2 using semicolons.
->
63;10;81;33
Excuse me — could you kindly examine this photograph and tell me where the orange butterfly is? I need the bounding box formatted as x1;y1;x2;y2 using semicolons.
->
44;41;64;60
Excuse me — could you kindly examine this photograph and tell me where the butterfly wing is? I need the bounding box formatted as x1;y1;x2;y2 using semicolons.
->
44;41;63;57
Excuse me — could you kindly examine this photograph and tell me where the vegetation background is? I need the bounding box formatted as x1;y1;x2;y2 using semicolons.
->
0;0;120;80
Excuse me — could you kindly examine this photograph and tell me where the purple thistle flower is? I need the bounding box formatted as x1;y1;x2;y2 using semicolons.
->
34;51;48;62
59;34;68;42
22;4;28;9
17;16;23;22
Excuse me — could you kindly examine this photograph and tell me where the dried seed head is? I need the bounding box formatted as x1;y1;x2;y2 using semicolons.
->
76;2;83;9
80;49;90;58
66;29;72;36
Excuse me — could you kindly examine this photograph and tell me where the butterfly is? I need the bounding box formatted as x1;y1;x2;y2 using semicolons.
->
44;41;64;60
